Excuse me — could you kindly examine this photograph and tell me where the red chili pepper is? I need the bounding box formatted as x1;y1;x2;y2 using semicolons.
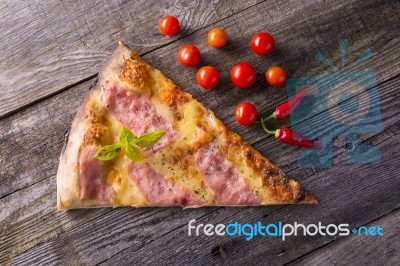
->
275;128;313;148
261;118;313;148
272;90;306;119
259;91;312;148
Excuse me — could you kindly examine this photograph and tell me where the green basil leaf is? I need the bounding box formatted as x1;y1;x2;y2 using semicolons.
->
119;127;136;146
94;144;121;161
125;145;144;162
135;130;166;147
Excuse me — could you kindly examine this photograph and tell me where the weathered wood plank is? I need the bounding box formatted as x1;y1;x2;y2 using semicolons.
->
77;79;400;265
0;178;113;265
0;78;97;200
287;208;400;265
1;72;398;264
137;0;400;169
1;56;398;207
9;128;399;265
0;0;263;118
2;180;220;265
147;0;400;107
102;134;398;265
1;0;400;265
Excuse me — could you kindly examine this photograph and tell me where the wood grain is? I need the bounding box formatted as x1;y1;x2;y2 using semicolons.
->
1;72;399;265
0;0;263;118
0;78;97;200
6;128;400;265
1;0;400;265
287;208;400;265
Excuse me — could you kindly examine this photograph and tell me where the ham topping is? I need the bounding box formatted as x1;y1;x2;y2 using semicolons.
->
103;83;177;151
195;143;260;205
128;162;197;206
79;146;114;202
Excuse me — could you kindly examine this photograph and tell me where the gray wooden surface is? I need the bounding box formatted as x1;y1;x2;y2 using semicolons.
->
1;0;399;265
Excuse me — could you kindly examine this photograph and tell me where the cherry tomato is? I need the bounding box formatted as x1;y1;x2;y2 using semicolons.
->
207;28;228;48
230;62;257;89
251;32;275;55
235;102;258;126
265;66;287;87
197;66;220;89
159;15;180;36
178;45;201;67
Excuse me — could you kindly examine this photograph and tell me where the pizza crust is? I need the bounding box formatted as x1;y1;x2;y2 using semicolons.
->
57;42;316;210
56;95;90;209
57;42;131;209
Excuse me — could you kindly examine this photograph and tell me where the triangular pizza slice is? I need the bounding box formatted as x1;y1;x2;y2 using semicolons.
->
56;42;316;209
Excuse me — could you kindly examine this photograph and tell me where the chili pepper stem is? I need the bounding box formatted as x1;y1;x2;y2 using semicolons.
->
274;129;280;138
256;113;276;124
265;113;277;121
260;117;277;135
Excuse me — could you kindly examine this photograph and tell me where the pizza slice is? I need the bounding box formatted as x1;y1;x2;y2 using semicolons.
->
56;41;316;209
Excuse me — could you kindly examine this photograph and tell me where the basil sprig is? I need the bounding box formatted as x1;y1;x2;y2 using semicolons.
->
94;127;165;161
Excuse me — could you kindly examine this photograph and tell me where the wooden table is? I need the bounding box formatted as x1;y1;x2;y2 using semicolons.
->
1;0;399;265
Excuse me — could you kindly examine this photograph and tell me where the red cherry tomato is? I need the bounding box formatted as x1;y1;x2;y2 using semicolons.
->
251;32;275;55
197;66;220;89
159;15;180;36
178;45;201;67
265;66;287;87
235;102;258;126
207;28;228;48
230;62;257;89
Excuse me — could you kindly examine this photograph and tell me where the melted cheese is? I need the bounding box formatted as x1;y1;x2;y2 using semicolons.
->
93;56;258;206
78;52;312;207
147;149;214;204
223;144;273;204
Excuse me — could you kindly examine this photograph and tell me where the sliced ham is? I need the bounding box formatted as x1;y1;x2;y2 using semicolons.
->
195;143;260;205
103;83;177;151
128;162;198;207
79;146;114;202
